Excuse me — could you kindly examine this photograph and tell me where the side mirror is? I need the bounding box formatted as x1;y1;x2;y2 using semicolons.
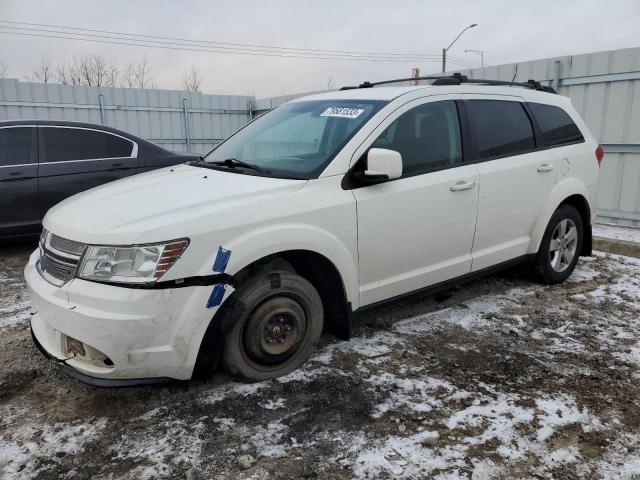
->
364;148;403;181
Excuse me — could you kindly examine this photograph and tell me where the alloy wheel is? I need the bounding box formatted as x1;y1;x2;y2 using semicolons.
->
549;218;578;272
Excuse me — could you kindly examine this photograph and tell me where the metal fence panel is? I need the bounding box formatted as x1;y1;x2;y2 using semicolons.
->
0;78;252;155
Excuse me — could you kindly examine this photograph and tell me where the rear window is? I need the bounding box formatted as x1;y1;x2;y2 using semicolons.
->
0;127;35;166
465;100;535;160
528;103;584;147
41;127;133;163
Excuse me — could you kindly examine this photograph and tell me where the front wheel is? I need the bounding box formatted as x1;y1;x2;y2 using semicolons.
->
535;205;583;284
221;268;324;382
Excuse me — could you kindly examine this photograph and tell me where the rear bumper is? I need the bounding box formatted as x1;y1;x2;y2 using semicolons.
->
25;250;233;384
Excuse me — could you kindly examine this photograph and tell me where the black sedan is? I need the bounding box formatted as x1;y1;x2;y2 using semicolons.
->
0;120;199;240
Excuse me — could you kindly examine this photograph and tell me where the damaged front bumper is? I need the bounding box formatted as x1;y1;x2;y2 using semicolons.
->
24;250;234;386
29;324;173;387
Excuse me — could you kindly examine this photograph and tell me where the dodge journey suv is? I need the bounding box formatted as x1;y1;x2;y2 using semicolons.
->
26;75;602;386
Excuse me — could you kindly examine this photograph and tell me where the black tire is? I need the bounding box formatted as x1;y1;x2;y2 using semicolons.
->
221;268;324;382
535;205;583;284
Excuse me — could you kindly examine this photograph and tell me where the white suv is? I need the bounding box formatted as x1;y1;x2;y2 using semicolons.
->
25;76;602;386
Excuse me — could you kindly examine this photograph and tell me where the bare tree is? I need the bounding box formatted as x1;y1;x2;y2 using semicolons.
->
182;64;202;92
104;58;120;88
26;51;156;89
55;60;70;85
56;56;84;86
123;54;155;89
78;54;94;86
32;54;53;83
122;62;136;88
64;54;119;87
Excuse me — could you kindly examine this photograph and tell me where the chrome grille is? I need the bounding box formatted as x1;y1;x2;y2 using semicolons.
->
50;234;86;256
41;253;78;282
38;230;83;285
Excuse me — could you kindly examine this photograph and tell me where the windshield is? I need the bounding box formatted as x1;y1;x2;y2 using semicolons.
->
203;99;386;179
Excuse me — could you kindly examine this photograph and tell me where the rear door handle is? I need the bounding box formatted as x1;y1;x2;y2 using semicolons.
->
450;180;475;191
537;163;554;172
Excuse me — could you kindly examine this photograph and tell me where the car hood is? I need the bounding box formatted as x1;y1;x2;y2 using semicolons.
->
44;164;307;244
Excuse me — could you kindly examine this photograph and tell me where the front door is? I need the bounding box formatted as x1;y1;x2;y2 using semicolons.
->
0;126;40;238
352;97;479;307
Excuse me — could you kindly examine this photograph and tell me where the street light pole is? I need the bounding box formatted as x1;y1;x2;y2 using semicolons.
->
442;23;477;73
465;49;485;68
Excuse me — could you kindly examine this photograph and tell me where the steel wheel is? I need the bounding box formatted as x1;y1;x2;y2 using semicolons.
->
215;268;324;382
243;296;308;366
549;218;578;272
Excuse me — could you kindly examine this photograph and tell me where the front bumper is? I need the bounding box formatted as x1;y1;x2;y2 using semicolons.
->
25;250;233;384
29;324;173;387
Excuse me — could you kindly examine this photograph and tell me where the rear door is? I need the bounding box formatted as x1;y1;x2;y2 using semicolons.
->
0;126;40;238
463;97;557;271
37;126;138;216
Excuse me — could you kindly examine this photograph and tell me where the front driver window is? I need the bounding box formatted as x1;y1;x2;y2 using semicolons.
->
371;100;462;175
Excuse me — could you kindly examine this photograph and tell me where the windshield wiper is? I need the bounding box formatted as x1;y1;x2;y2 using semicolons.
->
209;158;269;173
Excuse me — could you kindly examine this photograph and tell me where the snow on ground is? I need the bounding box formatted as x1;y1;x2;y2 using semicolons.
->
594;223;640;244
2;247;640;479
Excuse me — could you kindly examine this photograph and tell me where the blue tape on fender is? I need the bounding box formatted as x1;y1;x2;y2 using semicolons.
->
212;246;231;273
206;283;226;308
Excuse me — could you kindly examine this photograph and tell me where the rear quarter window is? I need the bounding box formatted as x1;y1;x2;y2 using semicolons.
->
107;134;135;157
528;103;584;147
464;100;535;160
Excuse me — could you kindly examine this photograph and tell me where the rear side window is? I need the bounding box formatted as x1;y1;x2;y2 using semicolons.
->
528;103;584;147
0;127;35;166
465;100;535;160
41;127;133;162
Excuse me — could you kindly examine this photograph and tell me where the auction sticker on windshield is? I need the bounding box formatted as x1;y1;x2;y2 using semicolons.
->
320;107;365;119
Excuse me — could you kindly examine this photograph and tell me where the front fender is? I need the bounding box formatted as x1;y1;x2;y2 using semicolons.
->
528;178;592;255
218;223;359;309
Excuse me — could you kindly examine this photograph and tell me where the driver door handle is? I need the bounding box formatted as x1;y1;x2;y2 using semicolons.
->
450;180;475;192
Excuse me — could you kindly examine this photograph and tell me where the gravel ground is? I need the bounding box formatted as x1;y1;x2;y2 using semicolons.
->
1;243;640;479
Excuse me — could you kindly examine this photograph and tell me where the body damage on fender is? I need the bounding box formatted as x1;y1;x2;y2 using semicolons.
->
207;246;232;308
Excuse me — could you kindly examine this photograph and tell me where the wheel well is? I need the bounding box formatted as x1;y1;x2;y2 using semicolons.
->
233;250;352;340
558;194;592;256
192;250;351;380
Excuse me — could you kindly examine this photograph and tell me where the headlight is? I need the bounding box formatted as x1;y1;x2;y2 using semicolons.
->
78;239;189;284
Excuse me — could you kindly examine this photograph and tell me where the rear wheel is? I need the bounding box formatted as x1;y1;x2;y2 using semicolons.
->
221;268;323;382
535;205;583;284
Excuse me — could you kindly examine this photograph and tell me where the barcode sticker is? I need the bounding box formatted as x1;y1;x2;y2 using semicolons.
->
320;107;365;119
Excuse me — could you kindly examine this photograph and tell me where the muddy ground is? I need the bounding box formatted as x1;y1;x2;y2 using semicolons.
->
1;242;640;479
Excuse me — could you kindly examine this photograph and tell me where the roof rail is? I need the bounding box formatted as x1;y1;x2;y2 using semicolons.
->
340;73;557;94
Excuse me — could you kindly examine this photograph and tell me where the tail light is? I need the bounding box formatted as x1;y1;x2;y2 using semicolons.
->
595;146;604;166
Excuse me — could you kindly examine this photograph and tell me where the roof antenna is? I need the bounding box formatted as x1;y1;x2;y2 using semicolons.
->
511;64;518;82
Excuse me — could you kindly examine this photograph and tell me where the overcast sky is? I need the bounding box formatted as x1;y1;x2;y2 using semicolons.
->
1;0;639;97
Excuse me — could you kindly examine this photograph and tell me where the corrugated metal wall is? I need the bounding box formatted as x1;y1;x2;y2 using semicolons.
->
253;90;324;114
0;78;252;155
